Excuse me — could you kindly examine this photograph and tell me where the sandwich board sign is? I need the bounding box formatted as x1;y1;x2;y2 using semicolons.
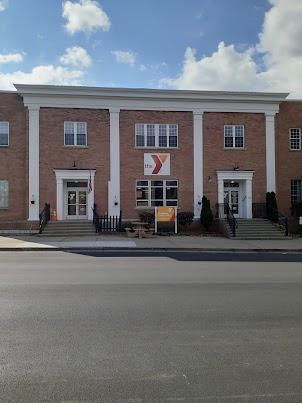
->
155;206;177;233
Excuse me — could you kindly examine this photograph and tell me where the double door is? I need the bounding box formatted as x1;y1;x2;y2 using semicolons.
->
66;189;87;219
224;182;240;217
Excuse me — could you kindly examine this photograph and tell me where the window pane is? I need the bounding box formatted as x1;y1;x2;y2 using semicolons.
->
136;187;148;201
0;180;8;208
151;199;164;206
137;180;148;187
224;136;233;148
169;125;178;147
166;187;178;200
235;136;244;148
136;124;145;147
65;133;74;145
77;122;86;134
137;201;149;207
151;187;163;200
159;125;167;147
235;126;244;148
151;181;163;187
146;124;155;147
290;129;301;150
224;126;233;148
0;122;8;146
166;180;178;186
77;133;86;146
166;200;177;206
291;180;302;204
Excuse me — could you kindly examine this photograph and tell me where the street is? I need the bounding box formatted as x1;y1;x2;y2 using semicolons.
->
1;251;302;402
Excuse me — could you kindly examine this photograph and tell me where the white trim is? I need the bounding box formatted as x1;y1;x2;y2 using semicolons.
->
0;121;9;147
28;107;40;221
217;171;254;219
135;123;178;148
109;108;120;216
54;169;96;221
224;125;245;149
64;121;87;146
289;128;301;151
265;113;276;192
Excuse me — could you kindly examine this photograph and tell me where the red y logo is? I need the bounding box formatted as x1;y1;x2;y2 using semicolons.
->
151;154;167;174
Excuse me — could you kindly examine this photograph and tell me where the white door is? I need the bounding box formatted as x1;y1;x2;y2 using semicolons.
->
66;189;88;219
224;182;240;218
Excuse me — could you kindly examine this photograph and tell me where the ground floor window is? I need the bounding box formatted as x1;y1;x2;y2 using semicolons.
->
136;180;178;207
291;180;302;204
0;180;8;208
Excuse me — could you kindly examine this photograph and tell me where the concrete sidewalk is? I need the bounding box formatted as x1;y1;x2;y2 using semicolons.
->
0;234;301;251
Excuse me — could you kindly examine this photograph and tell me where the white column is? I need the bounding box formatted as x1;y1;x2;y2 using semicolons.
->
108;108;120;216
193;110;204;218
56;178;64;220
28;106;40;221
217;179;224;205
265;113;276;192
87;173;95;220
246;179;253;218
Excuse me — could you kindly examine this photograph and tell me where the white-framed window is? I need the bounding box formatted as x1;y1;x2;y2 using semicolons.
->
0;180;8;208
291;179;302;204
0;122;9;146
289;128;301;151
224;125;244;149
136;180;178;207
64;122;87;146
135;124;178;148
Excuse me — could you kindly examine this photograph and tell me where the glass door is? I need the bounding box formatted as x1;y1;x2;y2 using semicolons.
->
223;182;240;217
67;189;88;219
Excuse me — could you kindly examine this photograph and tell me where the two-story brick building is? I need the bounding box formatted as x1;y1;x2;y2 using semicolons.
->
0;84;301;234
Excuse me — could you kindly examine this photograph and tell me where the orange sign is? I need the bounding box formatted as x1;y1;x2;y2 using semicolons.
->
156;207;176;222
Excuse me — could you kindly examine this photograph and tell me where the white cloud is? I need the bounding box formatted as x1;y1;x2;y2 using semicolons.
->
0;0;8;12
62;0;111;35
112;50;136;66
0;65;84;91
163;0;302;97
60;46;92;68
0;52;23;64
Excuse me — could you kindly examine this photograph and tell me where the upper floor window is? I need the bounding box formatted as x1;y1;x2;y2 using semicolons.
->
289;128;301;151
136;180;178;207
0;122;9;146
135;124;178;148
224;125;244;149
0;180;8;208
64;122;87;146
291;179;302;204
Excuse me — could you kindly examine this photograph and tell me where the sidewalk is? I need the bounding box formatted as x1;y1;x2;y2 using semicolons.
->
0;234;301;251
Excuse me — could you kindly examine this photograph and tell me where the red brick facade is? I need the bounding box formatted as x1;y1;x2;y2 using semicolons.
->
120;110;193;219
203;112;267;209
0;88;301;228
39;108;110;215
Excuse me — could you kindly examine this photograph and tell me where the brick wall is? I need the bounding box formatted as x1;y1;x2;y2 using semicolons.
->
276;101;302;216
203;112;267;210
39;108;110;215
119;110;194;219
0;93;27;221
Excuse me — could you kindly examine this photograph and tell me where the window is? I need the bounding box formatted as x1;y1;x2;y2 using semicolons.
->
291;180;302;204
0;180;8;208
289;128;301;151
135;124;178;148
64;122;87;146
136;180;178;207
0;122;9;146
224;125;244;149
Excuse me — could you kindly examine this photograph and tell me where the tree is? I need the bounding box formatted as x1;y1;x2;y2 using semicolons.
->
200;196;214;231
266;192;278;223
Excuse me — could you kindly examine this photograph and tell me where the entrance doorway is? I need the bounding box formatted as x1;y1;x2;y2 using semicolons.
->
65;181;88;220
224;181;240;217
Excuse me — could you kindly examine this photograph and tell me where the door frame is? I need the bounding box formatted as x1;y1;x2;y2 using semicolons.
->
217;170;254;219
65;187;88;220
223;182;241;218
54;169;96;221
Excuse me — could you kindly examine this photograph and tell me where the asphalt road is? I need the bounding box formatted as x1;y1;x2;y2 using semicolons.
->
1;251;302;402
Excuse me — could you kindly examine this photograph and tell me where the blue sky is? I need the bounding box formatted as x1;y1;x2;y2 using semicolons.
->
0;0;301;96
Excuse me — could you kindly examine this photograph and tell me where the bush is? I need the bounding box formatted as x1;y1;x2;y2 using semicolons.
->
121;221;135;232
266;192;278;223
177;211;194;229
200;196;214;231
138;211;155;224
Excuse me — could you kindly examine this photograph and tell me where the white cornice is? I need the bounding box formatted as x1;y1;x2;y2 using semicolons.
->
14;84;289;114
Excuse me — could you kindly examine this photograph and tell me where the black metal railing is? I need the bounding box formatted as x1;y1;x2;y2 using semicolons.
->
253;202;289;236
39;203;50;234
93;205;122;233
216;203;237;237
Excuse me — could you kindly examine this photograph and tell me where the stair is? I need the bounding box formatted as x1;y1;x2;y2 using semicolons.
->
40;220;96;237
224;218;289;240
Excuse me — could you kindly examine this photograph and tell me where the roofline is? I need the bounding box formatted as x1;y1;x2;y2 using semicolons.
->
14;84;289;103
0;89;17;95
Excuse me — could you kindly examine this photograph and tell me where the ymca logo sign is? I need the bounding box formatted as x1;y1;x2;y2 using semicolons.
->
144;153;170;175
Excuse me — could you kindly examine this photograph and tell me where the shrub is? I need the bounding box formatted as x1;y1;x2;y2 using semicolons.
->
121;221;135;232
266;192;278;223
138;211;155;224
177;211;194;229
200;196;214;231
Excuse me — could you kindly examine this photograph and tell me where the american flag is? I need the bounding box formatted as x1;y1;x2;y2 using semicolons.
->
88;171;92;193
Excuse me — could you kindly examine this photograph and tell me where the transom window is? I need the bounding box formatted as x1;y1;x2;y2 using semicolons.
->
289;128;301;151
224;125;244;149
0;122;9;146
135;124;178;148
291;180;302;204
0;180;8;208
136;180;178;207
64;122;87;146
